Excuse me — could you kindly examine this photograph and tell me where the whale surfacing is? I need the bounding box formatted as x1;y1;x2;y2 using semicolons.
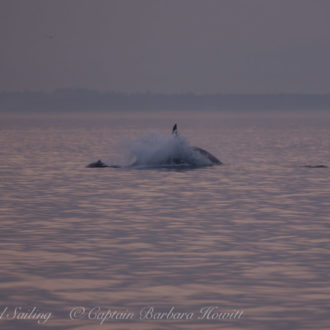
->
192;146;222;165
130;124;222;167
87;124;222;168
301;165;328;168
86;160;109;168
172;124;221;165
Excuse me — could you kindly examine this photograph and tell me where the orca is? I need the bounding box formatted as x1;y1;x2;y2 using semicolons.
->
192;146;222;165
130;124;221;167
301;165;328;168
86;160;109;168
87;125;222;168
171;124;221;165
172;123;178;135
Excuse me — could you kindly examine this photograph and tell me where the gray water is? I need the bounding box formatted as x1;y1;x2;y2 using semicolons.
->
0;111;329;330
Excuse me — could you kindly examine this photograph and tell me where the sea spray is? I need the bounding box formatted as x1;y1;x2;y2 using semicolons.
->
119;131;213;168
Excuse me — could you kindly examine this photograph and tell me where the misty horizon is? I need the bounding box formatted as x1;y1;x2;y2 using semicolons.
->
2;87;330;96
1;1;330;94
2;88;330;112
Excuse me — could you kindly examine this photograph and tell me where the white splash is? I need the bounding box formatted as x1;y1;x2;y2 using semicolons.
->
121;131;213;168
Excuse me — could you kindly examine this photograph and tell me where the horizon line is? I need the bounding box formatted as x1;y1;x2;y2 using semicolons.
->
1;89;330;96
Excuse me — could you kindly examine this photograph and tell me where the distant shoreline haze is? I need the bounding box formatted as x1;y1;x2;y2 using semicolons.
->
1;89;330;112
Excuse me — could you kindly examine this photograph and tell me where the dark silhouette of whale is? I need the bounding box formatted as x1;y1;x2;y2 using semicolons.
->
86;160;109;168
172;124;221;165
192;146;222;165
301;165;328;168
87;124;222;168
172;123;178;135
131;124;221;167
130;145;221;167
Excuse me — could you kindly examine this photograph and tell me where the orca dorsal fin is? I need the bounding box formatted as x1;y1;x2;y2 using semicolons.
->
172;123;178;135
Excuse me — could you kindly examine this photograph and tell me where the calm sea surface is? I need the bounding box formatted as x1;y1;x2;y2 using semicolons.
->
0;111;329;330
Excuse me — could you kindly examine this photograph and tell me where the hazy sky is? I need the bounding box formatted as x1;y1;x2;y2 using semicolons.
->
1;0;330;93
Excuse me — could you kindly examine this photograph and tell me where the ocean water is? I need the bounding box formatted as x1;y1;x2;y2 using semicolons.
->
0;110;329;330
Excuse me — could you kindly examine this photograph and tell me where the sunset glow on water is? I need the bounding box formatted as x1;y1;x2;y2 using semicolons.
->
0;111;329;329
